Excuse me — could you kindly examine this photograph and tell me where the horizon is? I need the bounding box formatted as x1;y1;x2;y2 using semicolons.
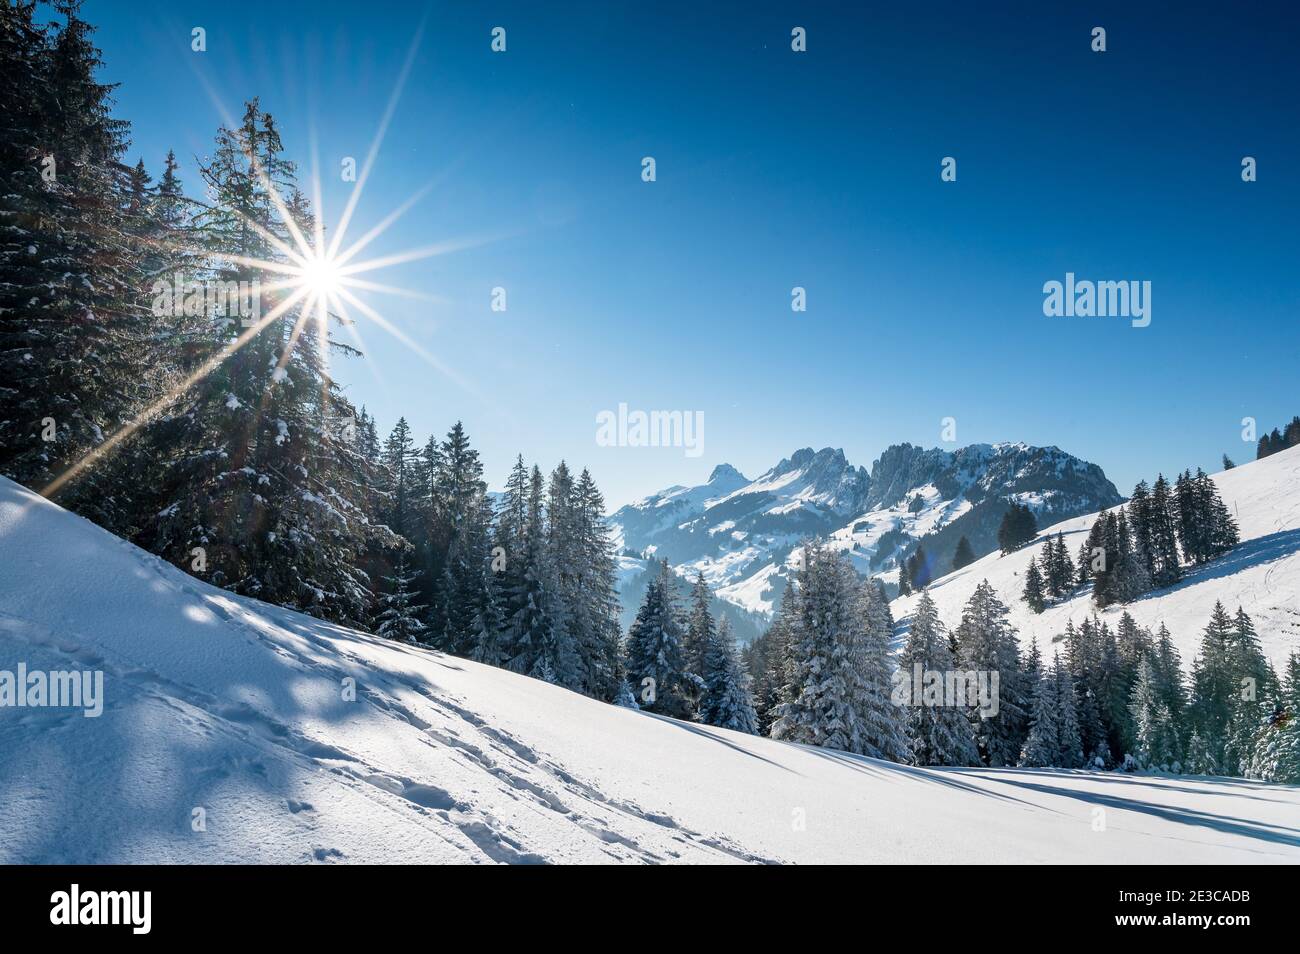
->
84;0;1300;509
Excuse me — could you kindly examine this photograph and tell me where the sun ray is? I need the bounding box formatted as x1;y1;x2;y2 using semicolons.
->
330;285;480;398
336;232;513;278
336;275;450;304
326;13;429;262
41;284;314;499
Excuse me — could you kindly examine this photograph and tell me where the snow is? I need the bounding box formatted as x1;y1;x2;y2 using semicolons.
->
2;475;1297;864
891;446;1300;671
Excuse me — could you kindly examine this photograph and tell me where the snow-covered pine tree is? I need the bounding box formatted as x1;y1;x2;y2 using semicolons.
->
856;578;910;762
1019;655;1059;767
1197;469;1239;560
1130;654;1178;770
699;617;759;734
1078;515;1107;589
570;468;624;701
1244;653;1300;783
140;101;382;627
505;465;569;680
0;2;154;510
953;580;1028;766
1148;474;1183;587
1127;481;1157;585
1055;657;1084;768
1223;606;1274;776
375;552;428;643
1045;532;1074;598
748;586;797;734
681;571;714;717
1188;601;1236;774
378;417;420;538
1022;557;1046;613
623;559;690;719
898;591;979;766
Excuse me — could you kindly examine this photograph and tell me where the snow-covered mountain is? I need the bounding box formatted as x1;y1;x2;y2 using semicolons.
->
3;475;1296;864
890;445;1300;673
611;442;1122;624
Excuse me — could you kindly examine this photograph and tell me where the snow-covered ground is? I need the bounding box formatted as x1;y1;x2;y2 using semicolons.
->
891;446;1300;672
2;476;1298;864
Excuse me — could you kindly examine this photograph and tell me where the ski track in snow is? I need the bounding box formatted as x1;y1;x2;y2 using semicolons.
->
1;474;1299;864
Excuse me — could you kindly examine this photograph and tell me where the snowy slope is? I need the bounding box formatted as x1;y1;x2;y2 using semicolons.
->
890;446;1300;672
2;476;1298;864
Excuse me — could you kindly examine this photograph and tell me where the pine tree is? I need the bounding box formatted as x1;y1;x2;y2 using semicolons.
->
1148;475;1183;588
1022;557;1046;613
857;579;910;762
1019;656;1060;767
569;468;624;701
1130;655;1177;770
997;502;1037;554
140;100;382;627
623;560;690;719
1188;601;1236;774
749;586;797;734
899;591;979;766
1223;606;1273;776
952;535;976;571
699;617;759;734
1244;653;1300;783
1055;659;1084;768
681;571;714;717
773;543;906;758
378;417;419;537
953;580;1028;766
0;2;154;508
375;552;428;643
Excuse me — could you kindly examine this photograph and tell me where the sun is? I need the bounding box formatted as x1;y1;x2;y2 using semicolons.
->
295;252;342;298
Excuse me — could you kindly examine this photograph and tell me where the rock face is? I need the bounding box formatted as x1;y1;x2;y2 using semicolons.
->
609;442;1123;630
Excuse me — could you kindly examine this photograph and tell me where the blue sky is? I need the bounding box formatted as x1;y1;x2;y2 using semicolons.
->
87;0;1299;508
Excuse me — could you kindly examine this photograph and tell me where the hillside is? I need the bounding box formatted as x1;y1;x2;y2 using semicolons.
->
890;445;1300;671
2;475;1298;864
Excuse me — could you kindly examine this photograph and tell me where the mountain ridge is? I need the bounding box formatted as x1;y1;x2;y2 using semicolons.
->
610;439;1123;629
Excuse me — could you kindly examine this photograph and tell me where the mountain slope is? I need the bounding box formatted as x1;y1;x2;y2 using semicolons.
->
890;445;1300;671
2;476;1298;863
611;442;1121;624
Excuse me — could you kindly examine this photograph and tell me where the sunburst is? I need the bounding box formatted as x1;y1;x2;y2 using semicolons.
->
41;14;488;499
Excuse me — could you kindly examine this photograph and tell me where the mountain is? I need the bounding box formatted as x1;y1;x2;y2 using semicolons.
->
610;442;1122;627
2;475;1295;864
890;444;1300;672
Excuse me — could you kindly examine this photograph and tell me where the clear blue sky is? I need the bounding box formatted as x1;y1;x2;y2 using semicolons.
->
87;0;1299;509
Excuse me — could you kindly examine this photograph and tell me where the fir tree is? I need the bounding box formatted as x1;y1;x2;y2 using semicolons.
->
899;591;979;766
623;560;690;719
1019;656;1060;767
682;571;714;717
952;535;976;571
954;580;1028;766
375;552;428;643
1022;557;1046;613
1131;655;1178;770
1188;601;1236;774
699;617;759;734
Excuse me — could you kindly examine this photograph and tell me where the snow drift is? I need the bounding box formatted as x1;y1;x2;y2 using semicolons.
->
1;476;1297;864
